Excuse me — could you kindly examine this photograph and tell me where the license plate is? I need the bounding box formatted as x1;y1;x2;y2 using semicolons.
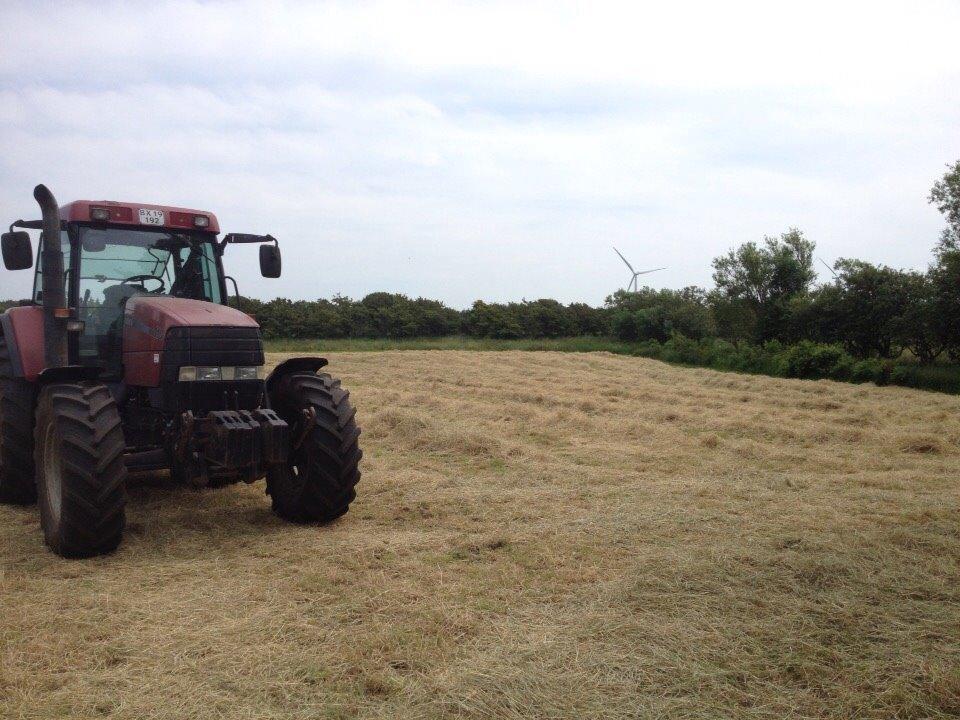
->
138;208;165;226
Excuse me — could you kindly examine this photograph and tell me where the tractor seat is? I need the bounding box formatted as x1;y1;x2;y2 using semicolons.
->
103;282;149;309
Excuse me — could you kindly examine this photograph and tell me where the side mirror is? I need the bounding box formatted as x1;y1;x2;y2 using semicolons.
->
259;244;281;278
1;231;33;270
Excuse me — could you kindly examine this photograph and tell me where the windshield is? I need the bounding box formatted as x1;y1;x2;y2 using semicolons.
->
76;226;222;363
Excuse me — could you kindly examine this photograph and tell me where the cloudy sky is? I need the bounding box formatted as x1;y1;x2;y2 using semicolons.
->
1;0;958;307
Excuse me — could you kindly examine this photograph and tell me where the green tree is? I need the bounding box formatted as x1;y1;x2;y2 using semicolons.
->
518;299;577;338
465;301;524;339
896;271;943;364
566;302;610;336
332;295;373;337
786;284;846;346
929;159;960;250
931;250;960;360
830;260;910;359
711;229;815;341
929;160;960;359
606;286;715;341
706;291;755;343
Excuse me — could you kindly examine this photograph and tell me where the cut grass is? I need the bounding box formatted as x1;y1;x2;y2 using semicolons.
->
1;351;959;718
265;336;960;395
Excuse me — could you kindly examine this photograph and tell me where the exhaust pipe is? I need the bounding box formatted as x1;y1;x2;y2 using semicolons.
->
34;184;68;368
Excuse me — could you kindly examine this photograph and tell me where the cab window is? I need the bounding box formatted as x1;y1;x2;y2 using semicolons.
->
75;226;222;362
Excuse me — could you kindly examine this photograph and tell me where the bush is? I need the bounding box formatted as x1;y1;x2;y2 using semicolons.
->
850;358;884;384
778;341;855;380
743;344;779;375
890;365;913;386
883;362;960;393
631;339;663;358
661;333;702;364
699;338;740;369
620;334;958;394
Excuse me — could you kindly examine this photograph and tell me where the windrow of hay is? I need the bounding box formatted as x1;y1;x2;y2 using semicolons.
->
1;350;958;719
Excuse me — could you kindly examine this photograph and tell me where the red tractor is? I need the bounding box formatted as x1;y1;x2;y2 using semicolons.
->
0;185;362;557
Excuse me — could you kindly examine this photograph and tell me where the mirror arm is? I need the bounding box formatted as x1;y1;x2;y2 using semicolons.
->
220;233;279;249
10;219;65;232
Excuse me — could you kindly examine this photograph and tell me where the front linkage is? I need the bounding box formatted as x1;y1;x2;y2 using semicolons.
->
172;407;291;486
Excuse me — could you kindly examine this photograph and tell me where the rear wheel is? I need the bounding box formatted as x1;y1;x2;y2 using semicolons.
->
34;383;127;558
0;332;36;504
266;372;362;522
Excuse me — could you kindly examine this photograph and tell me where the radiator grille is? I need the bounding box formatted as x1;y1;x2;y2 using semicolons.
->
159;326;265;414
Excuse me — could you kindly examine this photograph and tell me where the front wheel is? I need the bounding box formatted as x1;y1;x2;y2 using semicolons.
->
266;372;362;523
34;383;127;558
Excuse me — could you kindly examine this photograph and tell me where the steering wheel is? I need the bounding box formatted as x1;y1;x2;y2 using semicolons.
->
121;274;166;293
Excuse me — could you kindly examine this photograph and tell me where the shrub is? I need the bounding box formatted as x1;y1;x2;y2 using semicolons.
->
661;333;701;364
700;338;740;369
778;341;855;380
631;339;663;358
850;358;884;384
890;365;913;386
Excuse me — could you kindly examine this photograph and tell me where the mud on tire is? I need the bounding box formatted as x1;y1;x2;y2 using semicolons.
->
0;331;36;504
34;383;128;558
266;372;362;523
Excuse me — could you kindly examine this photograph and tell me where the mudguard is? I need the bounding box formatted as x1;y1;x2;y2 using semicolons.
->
1;307;44;381
265;357;329;396
2;310;100;384
37;366;101;384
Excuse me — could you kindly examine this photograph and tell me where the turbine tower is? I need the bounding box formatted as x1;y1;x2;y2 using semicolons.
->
613;247;665;292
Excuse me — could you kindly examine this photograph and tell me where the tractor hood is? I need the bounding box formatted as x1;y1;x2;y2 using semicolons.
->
122;296;261;387
124;296;258;351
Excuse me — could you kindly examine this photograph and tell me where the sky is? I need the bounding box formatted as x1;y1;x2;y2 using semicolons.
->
1;0;958;308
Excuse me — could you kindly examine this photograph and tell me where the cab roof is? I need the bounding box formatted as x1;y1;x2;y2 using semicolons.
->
59;200;220;234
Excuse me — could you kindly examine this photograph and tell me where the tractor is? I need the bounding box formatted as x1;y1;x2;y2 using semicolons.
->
0;185;362;558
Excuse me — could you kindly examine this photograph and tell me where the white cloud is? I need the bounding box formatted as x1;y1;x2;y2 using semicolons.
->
0;0;958;305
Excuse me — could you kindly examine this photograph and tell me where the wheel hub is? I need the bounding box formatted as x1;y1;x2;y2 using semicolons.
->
42;421;63;524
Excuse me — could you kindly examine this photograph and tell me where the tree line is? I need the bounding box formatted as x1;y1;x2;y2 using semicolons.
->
230;160;960;365
2;160;958;371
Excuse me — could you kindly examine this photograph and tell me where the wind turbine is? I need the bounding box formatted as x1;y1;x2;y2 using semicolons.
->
613;247;666;292
818;257;839;280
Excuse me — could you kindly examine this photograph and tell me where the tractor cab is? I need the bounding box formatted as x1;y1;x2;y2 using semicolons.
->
7;200;280;378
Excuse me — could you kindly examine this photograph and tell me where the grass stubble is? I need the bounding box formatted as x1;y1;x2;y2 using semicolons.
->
1;351;958;719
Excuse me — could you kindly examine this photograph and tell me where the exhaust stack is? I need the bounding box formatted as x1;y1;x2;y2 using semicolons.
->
34;184;68;368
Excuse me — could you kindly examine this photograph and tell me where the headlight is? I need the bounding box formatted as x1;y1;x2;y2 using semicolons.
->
196;366;222;381
235;366;262;380
179;366;264;381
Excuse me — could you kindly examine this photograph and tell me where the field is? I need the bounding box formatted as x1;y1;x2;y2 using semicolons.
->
1;350;959;719
263;337;960;396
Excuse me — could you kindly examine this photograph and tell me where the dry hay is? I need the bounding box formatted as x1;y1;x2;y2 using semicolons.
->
1;350;959;719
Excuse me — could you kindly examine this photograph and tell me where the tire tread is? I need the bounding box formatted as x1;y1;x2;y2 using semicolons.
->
34;382;127;558
266;372;362;523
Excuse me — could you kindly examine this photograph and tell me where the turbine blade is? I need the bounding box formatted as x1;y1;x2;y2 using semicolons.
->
635;267;667;275
819;257;838;279
612;247;636;273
